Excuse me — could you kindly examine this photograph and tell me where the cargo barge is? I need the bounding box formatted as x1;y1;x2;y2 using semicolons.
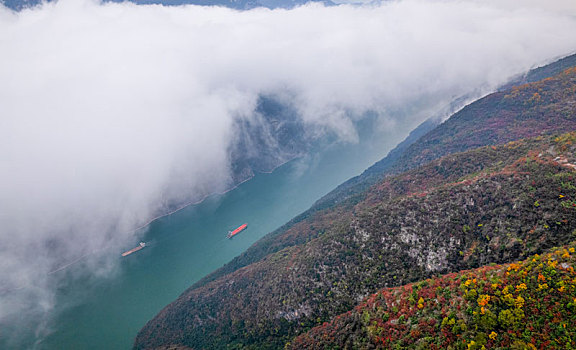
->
227;224;247;239
121;242;146;257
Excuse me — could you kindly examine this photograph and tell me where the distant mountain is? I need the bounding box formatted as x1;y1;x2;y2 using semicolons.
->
1;0;335;11
501;52;576;90
134;57;576;349
119;0;335;9
228;96;308;185
1;0;37;10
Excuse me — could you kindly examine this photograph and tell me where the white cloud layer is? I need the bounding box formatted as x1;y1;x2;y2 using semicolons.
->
1;0;576;344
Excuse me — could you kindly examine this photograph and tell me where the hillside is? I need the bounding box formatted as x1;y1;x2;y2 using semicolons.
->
135;60;576;350
188;56;576;293
502;52;576;89
135;131;576;349
315;54;576;211
289;242;576;349
389;67;576;175
135;60;576;347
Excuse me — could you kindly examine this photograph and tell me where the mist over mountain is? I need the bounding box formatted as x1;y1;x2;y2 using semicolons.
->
1;0;576;346
135;56;576;350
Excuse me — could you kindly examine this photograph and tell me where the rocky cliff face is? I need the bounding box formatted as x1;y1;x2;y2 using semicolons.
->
228;96;308;185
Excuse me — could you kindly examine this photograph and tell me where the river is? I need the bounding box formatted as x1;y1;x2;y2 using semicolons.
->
38;124;411;350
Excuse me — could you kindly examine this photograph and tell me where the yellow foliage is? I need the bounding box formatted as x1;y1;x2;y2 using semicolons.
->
417;297;424;309
477;294;491;307
508;263;521;272
516;283;527;292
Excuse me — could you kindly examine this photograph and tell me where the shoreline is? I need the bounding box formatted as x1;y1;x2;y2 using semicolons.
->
46;155;301;275
131;155;301;233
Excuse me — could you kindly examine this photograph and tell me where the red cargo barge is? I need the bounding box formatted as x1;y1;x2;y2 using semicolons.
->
121;242;146;257
227;224;247;239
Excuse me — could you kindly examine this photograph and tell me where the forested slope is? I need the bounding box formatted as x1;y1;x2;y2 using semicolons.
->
136;132;576;349
192;61;576;291
290;242;576;349
135;62;576;349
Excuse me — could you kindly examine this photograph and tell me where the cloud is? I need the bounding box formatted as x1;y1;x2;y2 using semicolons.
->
0;0;575;345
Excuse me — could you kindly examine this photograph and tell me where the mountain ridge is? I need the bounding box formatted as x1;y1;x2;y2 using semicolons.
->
187;54;576;292
134;56;576;349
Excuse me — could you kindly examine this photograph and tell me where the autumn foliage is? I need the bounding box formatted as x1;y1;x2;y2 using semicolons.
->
289;245;576;349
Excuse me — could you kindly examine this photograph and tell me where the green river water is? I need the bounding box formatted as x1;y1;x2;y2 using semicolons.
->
38;128;408;350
